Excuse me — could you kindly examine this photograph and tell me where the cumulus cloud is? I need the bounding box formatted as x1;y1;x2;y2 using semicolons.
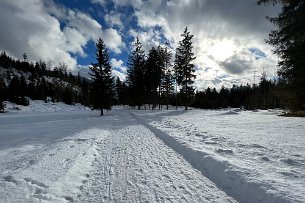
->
91;0;106;6
104;12;123;29
111;58;127;81
0;0;77;67
0;0;125;70
128;28;162;53
102;28;125;54
220;49;255;75
111;58;127;73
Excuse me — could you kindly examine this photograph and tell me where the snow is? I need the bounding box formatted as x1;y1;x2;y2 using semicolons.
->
145;109;305;203
4;100;89;113
0;102;304;202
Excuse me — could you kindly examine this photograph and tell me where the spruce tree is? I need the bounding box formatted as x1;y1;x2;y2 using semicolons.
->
144;46;163;109
258;0;305;110
115;77;123;105
127;37;146;109
174;27;197;110
89;38;114;116
0;77;7;112
161;43;173;110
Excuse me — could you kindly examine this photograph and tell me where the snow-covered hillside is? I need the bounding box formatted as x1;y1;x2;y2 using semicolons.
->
0;102;304;202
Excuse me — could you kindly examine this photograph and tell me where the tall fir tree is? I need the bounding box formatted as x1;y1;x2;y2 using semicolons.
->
89;38;114;116
161;43;174;110
258;0;305;110
127;37;146;109
144;46;164;109
174;27;196;110
0;77;7;111
115;77;123;105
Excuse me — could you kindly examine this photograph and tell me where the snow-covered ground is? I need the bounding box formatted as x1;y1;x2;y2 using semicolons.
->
143;109;305;203
0;101;304;202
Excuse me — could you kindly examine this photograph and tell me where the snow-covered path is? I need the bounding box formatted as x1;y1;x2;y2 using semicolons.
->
80;124;234;202
0;108;235;203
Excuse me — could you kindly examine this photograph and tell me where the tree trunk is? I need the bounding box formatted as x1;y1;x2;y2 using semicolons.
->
101;108;104;116
159;85;161;110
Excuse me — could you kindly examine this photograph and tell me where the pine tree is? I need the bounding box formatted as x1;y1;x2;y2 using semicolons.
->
161;43;173;110
258;0;305;110
89;38;114;116
0;77;7;112
127;37;146;109
144;46;163;109
174;27;197;110
115;77;123;105
8;76;21;100
80;79;90;106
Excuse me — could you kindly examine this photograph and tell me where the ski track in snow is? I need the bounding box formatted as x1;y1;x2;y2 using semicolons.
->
80;125;235;203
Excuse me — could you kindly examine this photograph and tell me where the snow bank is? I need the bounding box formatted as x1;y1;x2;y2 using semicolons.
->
3;99;89;113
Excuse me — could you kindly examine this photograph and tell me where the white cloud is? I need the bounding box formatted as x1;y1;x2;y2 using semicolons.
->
112;69;126;81
0;0;76;68
104;13;123;29
128;28;161;53
111;58;127;81
112;0;143;7
90;0;107;7
0;0;125;71
102;28;125;54
111;58;127;73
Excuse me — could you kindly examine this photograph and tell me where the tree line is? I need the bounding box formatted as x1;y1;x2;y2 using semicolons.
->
193;75;283;110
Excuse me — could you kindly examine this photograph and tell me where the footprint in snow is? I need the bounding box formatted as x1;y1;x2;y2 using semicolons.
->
215;148;233;154
63;196;74;202
280;158;302;166
203;141;217;144
24;177;48;188
3;175;18;184
261;156;270;161
48;153;55;157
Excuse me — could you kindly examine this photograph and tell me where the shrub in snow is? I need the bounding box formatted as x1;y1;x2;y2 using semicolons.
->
10;96;29;106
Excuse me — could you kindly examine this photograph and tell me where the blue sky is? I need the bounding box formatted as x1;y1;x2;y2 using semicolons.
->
52;0;134;65
0;0;280;90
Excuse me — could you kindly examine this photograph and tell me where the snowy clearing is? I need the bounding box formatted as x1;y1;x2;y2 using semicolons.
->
0;102;304;202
